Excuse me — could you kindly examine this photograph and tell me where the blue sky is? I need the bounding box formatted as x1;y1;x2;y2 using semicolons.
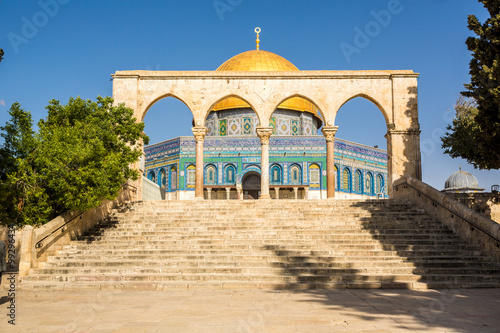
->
1;0;498;190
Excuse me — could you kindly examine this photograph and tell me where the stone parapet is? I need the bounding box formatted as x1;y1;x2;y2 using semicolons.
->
17;183;136;277
393;176;500;262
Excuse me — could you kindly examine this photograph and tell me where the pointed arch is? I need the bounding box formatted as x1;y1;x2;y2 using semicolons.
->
140;93;195;122
342;167;352;192
205;164;217;185
335;93;390;128
289;164;302;184
270;94;326;123
224;164;236;184
335;164;340;191
308;163;321;188
270;164;282;184
169;165;178;191
147;170;156;182
158;168;167;188
365;172;374;196
376;174;385;195
354;169;363;194
204;94;260;123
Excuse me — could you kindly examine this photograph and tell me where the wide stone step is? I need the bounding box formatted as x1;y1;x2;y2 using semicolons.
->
82;236;464;247
62;240;477;251
45;254;496;266
27;267;500;279
22;272;500;284
20;199;500;291
16;280;500;291
40;261;499;274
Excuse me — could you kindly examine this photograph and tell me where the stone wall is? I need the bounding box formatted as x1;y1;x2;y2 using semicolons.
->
17;184;136;276
393;176;500;262
142;176;162;201
445;193;500;224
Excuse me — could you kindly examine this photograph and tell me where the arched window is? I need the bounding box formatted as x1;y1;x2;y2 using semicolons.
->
335;165;339;190
170;166;177;191
159;169;167;189
365;172;374;195
309;164;320;188
290;164;302;184
270;164;282;184
342;168;352;192
147;170;156;182
376;174;384;195
225;164;236;184
186;165;196;188
354;170;362;194
205;165;217;185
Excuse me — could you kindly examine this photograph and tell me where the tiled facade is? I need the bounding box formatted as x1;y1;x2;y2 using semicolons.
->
144;132;388;200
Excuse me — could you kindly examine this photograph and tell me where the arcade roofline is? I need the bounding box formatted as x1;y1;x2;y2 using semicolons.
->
112;70;419;80
144;135;389;154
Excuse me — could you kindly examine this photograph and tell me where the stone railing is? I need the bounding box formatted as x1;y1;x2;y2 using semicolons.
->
18;182;137;277
393;176;500;262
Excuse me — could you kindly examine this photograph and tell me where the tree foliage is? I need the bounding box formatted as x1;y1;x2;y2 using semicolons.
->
441;97;486;165
0;97;149;226
441;0;500;169
0;49;4;62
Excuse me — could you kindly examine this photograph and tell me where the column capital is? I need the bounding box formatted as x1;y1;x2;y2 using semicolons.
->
321;126;338;142
385;128;421;139
256;126;273;145
192;126;208;142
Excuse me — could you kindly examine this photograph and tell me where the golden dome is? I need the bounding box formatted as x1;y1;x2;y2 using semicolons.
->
217;50;299;72
214;50;321;121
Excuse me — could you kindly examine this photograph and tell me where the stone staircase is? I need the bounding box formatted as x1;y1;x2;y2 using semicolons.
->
19;200;500;290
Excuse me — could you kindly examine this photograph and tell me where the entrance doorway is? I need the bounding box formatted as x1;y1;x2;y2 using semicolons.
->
242;172;261;200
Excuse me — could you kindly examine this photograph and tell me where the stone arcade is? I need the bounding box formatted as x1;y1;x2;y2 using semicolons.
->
112;29;421;201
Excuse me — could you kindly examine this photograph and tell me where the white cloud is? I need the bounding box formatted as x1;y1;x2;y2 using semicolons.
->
0;100;5;107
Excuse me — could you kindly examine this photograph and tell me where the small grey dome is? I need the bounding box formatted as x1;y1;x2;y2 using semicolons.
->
444;169;482;192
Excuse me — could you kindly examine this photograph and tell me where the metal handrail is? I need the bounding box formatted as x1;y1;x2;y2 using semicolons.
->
35;211;85;249
35;183;133;249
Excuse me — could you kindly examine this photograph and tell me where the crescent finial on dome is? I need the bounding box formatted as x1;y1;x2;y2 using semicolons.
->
255;27;261;51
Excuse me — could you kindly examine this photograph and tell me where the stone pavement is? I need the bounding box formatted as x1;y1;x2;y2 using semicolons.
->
1;288;500;332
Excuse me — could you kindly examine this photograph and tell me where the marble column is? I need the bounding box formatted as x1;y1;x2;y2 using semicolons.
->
207;187;212;200
322;126;338;199
236;184;243;200
293;187;299;200
192;126;208;200
274;187;280;200
256;127;274;200
304;187;309;200
225;187;231;200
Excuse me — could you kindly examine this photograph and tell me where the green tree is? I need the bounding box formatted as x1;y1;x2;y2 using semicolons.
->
0;103;50;226
0;97;149;226
441;97;486;166
441;0;500;169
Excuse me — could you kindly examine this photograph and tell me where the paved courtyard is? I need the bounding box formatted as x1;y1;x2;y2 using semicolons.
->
1;287;500;332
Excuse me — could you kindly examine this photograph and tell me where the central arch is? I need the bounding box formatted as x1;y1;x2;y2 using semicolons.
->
242;172;261;200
